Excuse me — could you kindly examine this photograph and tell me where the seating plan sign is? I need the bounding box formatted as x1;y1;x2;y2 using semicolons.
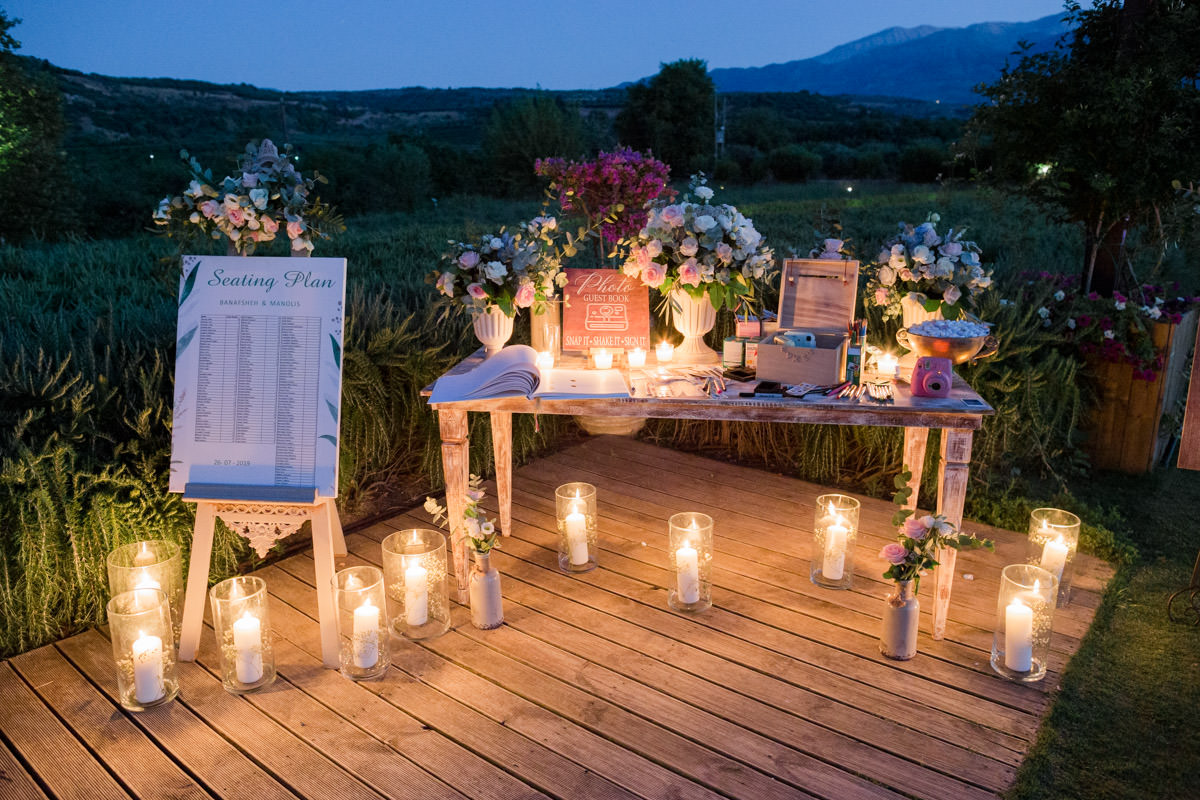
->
169;255;346;497
561;268;651;351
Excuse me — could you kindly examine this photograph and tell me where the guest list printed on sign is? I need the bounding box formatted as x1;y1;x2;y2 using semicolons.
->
170;255;346;497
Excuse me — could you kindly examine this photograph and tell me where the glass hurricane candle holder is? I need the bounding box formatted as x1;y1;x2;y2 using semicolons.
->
991;563;1059;682
531;299;562;360
333;566;389;680
107;588;179;711
209;576;275;694
555;483;598;573
382;529;451;640
627;347;647;368
668;512;713;612
107;540;183;643
1025;508;1080;605
810;494;860;589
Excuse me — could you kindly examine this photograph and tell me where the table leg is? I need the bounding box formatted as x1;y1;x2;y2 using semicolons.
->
439;408;471;604
178;502;216;662
902;427;929;512
933;427;973;640
311;500;340;668
490;411;512;537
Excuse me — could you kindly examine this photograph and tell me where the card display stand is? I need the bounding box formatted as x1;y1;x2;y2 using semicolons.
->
178;483;346;668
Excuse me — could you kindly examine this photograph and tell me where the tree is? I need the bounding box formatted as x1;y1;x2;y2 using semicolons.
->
482;94;583;195
0;9;74;241
968;0;1200;294
616;59;715;177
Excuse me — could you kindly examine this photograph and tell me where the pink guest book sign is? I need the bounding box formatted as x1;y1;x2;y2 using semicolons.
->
561;268;650;351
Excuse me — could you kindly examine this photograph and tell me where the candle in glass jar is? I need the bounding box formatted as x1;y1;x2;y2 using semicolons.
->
131;630;165;703
353;599;380;668
656;341;675;362
627;347;647;368
133;542;156;567
564;501;589;566
404;559;429;627
675;544;700;604
1004;598;1034;672
878;353;899;378
1040;535;1069;582
592;349;613;369
135;571;161;591
232;611;264;684
822;519;848;581
536;350;554;371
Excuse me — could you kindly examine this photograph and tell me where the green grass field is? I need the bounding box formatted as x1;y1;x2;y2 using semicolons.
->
1;180;1197;798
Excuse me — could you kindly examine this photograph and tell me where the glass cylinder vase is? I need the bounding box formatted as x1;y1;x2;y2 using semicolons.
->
531;299;562;362
209;576;275;694
106;588;179;711
991;563;1059;682
810;494;860;589
382;529;451;640
555;482;598;573
333;566;390;680
668;512;713;612
1025;508;1080;605
107;540;184;644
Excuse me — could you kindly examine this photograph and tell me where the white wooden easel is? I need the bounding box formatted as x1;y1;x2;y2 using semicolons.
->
178;483;346;668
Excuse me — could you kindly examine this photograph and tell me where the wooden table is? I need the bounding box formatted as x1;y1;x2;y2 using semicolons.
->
426;353;994;639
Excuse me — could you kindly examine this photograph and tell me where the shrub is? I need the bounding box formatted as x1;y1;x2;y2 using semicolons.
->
767;144;821;182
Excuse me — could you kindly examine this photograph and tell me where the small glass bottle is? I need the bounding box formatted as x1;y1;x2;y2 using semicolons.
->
209;576;275;693
469;550;504;630
107;588;180;711
555;482;598;573
382;529;451;640
333;566;389;680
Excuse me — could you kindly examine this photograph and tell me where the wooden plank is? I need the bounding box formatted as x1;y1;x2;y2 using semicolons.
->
260;563;647;800
9;645;209;800
0;732;50;800
56;630;302;800
1179;317;1200;470
0;662;130;800
489;410;513;537
188;621;468;800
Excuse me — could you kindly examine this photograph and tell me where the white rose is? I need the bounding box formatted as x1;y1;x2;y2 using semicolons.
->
693;215;717;231
879;265;896;286
1038;306;1050;319
679;237;699;257
646;239;663;257
488;237;503;250
694;185;714;200
1054;290;1065;301
484;260;507;283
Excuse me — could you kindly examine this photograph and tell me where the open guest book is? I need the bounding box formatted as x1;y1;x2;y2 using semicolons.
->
429;345;630;403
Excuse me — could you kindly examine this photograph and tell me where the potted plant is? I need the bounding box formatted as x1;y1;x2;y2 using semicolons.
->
620;175;775;364
425;476;503;629
878;469;993;660
153;139;342;256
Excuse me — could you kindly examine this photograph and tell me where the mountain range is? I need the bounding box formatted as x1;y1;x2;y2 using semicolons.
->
707;14;1071;104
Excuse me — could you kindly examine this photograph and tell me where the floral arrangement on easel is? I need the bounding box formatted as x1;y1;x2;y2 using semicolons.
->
424;475;499;553
878;468;994;589
620;175;776;311
153;139;343;255
864;213;993;321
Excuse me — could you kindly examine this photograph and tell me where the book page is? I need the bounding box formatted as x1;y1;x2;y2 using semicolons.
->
534;368;630;399
429;345;539;402
169;255;346;497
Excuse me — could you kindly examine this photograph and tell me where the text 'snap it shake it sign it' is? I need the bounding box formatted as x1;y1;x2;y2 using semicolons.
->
561;268;650;352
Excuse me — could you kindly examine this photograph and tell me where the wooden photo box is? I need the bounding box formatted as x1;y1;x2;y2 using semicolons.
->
756;258;860;385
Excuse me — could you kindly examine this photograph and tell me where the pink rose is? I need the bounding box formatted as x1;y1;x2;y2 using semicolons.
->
874;287;889;306
678;258;701;287
716;243;733;263
261;215;279;234
880;542;908;564
286;220;305;239
227;206;246;226
459;250;480;269
679;237;699;257
943;284;962;305
902;517;928;540
642;262;666;288
436;272;455;297
646;239;663;257
198;200;218;219
467;283;487;300
660;205;684;228
514;282;536;308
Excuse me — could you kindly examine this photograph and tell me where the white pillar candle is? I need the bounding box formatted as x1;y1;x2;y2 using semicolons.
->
1040;535;1069;582
352;599;380;668
134;571;161;591
822;521;848;581
232;611;264;684
1004;598;1034;672
592;349;613;369
133;542;156;567
131;631;165;703
535;350;554;371
404;561;429;627
656;341;675;362
565;506;590;566
627;348;647;368
675;545;700;604
878;353;899;379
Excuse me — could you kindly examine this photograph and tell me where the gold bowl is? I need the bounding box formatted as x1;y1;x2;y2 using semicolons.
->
896;328;999;364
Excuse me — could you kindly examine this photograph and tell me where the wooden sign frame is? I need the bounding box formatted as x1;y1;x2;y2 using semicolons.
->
561;268;650;351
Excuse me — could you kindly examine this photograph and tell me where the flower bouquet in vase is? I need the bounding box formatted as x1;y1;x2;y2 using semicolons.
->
153;139;343;256
621;176;775;365
878;468;993;660
425;476;503;629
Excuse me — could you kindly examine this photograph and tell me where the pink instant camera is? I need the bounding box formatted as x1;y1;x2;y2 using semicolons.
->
910;357;953;398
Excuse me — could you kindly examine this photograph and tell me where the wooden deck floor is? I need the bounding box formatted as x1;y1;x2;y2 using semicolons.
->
0;437;1114;800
